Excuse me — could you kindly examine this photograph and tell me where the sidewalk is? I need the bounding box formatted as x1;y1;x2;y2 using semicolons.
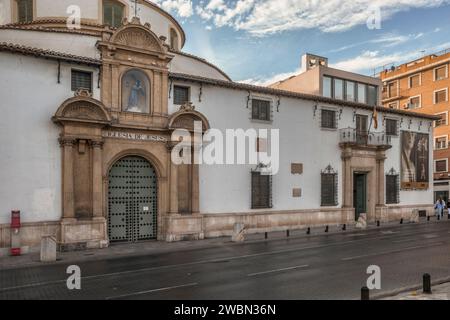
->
381;281;450;300
0;217;446;271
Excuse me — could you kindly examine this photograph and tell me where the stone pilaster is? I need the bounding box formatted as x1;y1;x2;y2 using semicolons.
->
92;140;104;218
60;138;76;219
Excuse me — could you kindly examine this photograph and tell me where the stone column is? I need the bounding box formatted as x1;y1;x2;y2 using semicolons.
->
191;138;201;214
341;146;353;208
167;141;178;214
376;150;387;206
92;140;104;218
60;138;76;219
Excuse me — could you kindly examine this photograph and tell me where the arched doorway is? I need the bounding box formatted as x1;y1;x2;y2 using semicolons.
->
108;156;158;242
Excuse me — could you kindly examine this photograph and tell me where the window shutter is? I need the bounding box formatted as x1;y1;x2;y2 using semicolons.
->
386;173;399;204
251;99;271;121
321;109;336;129
410;75;420;88
173;86;189;105
71;70;92;92
436;66;447;80
385;119;398;136
436;160;447;172
251;171;272;209
321;165;337;206
435;90;447;104
18;0;32;23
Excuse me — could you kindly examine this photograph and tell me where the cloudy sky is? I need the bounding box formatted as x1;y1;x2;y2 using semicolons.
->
152;0;450;85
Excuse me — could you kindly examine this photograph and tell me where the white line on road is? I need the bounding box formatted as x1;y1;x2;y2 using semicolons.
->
341;242;444;261
248;265;309;277
105;282;198;300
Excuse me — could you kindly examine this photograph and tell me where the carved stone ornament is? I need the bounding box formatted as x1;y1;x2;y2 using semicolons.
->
62;102;107;121
179;102;195;112
54;96;112;124
74;88;92;98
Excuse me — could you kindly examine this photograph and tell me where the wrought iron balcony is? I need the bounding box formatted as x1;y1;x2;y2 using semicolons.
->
339;128;392;147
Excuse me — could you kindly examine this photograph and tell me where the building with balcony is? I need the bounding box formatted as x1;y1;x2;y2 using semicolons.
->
0;0;437;253
379;49;450;202
270;53;382;106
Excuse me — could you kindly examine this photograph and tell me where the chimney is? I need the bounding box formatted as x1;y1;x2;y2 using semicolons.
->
301;53;328;72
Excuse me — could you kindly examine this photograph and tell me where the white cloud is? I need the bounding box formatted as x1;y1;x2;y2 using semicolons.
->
153;0;194;18
332;42;450;73
239;68;301;86
193;0;450;36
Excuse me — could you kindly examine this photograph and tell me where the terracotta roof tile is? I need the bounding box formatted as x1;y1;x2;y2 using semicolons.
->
169;72;439;120
0;42;101;66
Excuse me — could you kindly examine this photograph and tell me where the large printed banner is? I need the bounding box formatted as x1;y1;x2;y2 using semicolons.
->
401;131;429;190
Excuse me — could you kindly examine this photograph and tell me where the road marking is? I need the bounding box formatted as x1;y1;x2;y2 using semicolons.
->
248;265;309;277
2;225;450;292
392;238;415;243
105;282;198;300
341;242;444;261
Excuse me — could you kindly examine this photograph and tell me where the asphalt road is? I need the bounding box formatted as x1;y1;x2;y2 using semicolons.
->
1;220;450;300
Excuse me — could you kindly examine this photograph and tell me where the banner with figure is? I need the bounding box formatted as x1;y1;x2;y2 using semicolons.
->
401;131;429;190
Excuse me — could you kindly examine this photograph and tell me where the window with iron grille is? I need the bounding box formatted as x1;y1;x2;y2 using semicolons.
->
385;119;398;136
252;99;271;121
321;109;337;129
173;86;190;105
103;0;124;28
71;70;92;92
321;165;338;206
17;0;33;23
251;171;272;209
386;170;400;204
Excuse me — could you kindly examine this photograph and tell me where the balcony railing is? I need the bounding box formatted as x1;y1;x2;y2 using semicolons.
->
340;128;392;147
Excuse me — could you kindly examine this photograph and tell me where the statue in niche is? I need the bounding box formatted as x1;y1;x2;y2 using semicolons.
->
122;70;149;113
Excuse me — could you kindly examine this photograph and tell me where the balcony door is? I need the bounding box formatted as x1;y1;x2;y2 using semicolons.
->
356;114;368;144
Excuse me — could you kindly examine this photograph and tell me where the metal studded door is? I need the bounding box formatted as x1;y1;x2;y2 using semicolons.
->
108;156;158;242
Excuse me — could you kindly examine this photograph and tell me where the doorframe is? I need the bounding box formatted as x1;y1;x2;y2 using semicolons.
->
353;172;368;221
104;149;166;242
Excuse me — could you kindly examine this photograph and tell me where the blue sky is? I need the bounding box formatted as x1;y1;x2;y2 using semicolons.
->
153;0;450;84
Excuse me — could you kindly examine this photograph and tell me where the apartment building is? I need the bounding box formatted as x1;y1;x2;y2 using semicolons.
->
379;49;450;202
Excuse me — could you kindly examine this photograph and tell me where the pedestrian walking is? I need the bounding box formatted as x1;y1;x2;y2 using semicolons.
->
435;197;444;220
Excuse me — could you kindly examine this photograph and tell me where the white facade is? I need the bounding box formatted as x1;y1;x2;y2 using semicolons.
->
0;0;436;248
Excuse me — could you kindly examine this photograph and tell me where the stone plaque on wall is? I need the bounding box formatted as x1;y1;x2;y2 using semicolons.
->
292;188;302;198
291;163;303;174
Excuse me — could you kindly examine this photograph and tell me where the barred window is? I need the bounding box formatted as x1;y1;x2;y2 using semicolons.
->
71;70;92;92
385;119;398;136
252;99;271;121
103;0;124;28
386;169;400;204
17;0;33;23
174;86;190;105
321;165;338;206
251;171;272;209
321;109;337;129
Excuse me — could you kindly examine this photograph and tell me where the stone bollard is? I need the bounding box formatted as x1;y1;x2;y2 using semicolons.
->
355;213;367;229
410;209;419;223
40;236;57;262
231;223;245;242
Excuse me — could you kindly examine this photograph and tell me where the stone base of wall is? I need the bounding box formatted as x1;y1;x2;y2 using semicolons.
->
0;205;435;252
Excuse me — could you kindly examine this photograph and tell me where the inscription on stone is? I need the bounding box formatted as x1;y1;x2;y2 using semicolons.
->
103;130;167;142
